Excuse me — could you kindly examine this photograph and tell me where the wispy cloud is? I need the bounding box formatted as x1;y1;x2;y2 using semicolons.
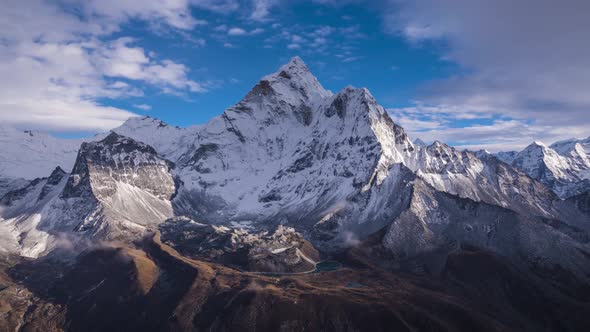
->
250;0;279;22
388;104;589;152
228;27;247;35
133;104;152;111
228;27;265;36
342;56;363;63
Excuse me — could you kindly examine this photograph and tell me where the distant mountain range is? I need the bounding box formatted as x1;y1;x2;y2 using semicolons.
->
485;138;590;198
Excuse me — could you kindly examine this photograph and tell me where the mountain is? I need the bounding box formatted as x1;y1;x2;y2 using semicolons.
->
494;150;518;164
0;126;82;180
413;138;427;147
0;126;81;198
0;166;69;257
495;138;590;198
551;136;590;156
0;132;177;256
60;132;177;238
111;116;201;162
1;56;581;258
1;57;590;331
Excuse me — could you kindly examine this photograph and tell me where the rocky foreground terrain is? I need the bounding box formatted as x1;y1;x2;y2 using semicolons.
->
1;232;589;331
0;57;589;331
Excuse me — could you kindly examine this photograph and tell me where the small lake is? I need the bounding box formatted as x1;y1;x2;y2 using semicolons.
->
250;260;343;277
313;260;342;273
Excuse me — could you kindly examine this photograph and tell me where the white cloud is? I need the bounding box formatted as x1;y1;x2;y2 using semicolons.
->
215;24;228;31
312;26;334;37
250;0;278;22
263;22;364;57
228;27;247;35
189;0;240;13
227;27;265;36
84;0;204;30
291;35;305;43
342;56;363;63
133;104;152;111
0;0;214;132
95;38;207;92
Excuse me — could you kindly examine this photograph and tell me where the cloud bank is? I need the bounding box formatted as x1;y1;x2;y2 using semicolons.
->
0;0;218;132
387;0;590;150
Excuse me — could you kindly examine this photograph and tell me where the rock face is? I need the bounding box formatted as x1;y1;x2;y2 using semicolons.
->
59;132;176;239
383;176;590;280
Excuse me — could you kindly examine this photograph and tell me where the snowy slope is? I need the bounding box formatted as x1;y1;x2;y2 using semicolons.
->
413;138;427;148
383;177;590;280
551;137;590;156
112;116;200;162
170;58;417;229
508;140;590;198
0;126;82;180
0;132;177;256
0;167;69;257
58;132;176;239
406;141;556;218
494;150;518;164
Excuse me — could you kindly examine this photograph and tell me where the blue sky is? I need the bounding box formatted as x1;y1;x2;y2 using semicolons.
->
1;0;589;151
101;2;456;127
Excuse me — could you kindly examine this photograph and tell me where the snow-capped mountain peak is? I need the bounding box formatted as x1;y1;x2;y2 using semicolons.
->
112;116;198;162
508;139;590;197
262;56;332;102
0;125;82;180
413;138;427;148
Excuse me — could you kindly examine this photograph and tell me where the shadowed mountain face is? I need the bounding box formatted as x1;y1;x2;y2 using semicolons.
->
3;234;590;332
1;57;590;331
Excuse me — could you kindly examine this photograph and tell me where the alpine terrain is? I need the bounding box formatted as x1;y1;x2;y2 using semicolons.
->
1;57;589;332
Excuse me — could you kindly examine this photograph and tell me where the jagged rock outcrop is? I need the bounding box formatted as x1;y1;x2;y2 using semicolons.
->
58;132;176;239
159;216;320;273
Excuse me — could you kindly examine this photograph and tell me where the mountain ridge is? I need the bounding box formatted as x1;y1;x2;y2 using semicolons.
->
0;57;587;278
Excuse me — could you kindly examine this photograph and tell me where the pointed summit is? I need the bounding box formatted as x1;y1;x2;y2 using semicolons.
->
219;56;333;132
529;141;547;149
260;56;332;102
279;56;308;74
413;138;427;147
